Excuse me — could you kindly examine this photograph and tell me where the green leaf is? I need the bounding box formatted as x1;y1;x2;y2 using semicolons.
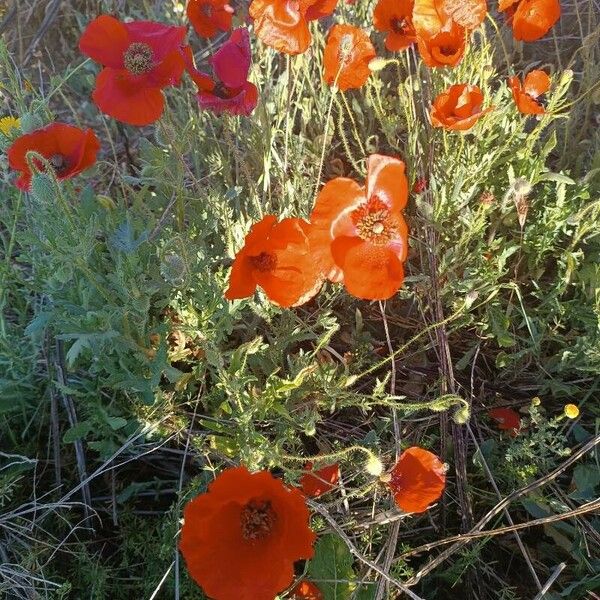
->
63;421;93;443
308;534;354;600
106;417;128;431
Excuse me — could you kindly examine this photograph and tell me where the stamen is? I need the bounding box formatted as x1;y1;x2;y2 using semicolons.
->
49;153;68;174
351;196;399;245
124;42;154;76
241;500;277;541
391;17;409;34
249;251;277;272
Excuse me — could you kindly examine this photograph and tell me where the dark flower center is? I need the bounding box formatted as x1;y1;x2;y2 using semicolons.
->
201;3;213;17
49;153;68;175
241;500;277;541
438;43;459;57
249;251;277;272
351;196;398;245
124;42;154;76
391;17;409;34
213;82;231;99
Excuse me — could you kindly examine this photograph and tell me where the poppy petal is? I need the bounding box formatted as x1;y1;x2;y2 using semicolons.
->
125;21;188;62
523;69;550;97
331;237;405;300
388;447;446;513
79;15;130;68
210;28;252;89
310;177;365;281
249;0;312;55
92;68;165;126
366;154;408;212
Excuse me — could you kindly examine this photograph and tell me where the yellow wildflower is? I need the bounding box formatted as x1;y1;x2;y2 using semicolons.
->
563;404;579;419
0;116;20;136
531;396;541;407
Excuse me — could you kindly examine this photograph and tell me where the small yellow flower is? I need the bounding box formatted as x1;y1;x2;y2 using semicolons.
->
564;404;579;419
0;116;20;136
531;396;541;407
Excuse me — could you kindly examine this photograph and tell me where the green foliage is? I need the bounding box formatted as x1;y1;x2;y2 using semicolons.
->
0;3;599;599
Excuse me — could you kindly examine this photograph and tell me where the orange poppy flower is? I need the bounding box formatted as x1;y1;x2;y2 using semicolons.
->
291;580;324;599
509;70;550;115
323;24;377;91
499;0;560;41
387;446;446;513
430;83;492;131
7;123;100;191
225;215;323;308
373;0;417;52
416;21;466;67
187;0;234;38
249;0;336;55
489;407;521;435
310;154;409;300
180;466;316;600
413;0;486;34
300;462;340;497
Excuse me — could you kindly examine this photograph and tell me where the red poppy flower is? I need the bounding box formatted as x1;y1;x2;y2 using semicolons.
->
300;462;340;497
310;154;409;300
430;83;492;131
180;466;316;600
373;0;417;52
185;28;258;116
305;0;338;20
323;24;377;91
387;446;446;513
416;21;466;67
509;70;550;115
499;0;560;41
291;580;324;600
79;15;187;126
249;0;335;55
489;407;521;435
187;0;234;38
225;215;323;307
7;123;100;191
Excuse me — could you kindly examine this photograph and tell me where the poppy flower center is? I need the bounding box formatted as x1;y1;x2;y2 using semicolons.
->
249;251;277;272
213;82;232;99
391;17;409;34
49;153;68;175
351;196;398;245
201;3;213;17
438;43;459;57
241;500;277;541
124;42;154;76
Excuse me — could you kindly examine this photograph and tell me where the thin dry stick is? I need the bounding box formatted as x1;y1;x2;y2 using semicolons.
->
54;339;91;523
466;423;542;590
174;386;204;600
401;499;600;557
307;500;425;600
374;301;401;600
405;434;600;585
533;563;567;600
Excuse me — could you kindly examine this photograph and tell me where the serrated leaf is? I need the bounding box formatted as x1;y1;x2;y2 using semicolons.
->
307;534;354;600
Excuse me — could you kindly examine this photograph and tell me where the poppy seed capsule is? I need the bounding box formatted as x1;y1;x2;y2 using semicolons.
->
123;42;154;75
